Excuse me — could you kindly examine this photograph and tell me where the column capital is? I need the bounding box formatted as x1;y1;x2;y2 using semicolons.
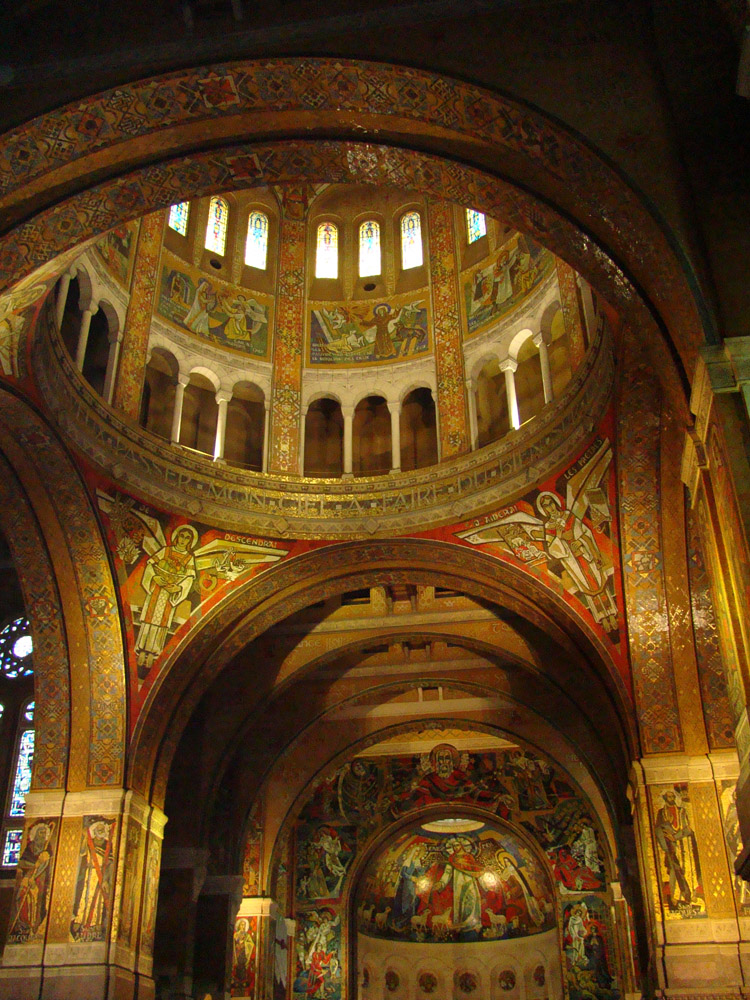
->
215;388;233;405
81;302;99;318
532;329;550;347
176;372;191;388
108;328;124;345
499;357;518;373
341;404;355;419
387;398;401;415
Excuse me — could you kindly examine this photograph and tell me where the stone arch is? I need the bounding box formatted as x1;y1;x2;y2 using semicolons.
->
0;60;709;416
0;388;126;787
130;539;636;806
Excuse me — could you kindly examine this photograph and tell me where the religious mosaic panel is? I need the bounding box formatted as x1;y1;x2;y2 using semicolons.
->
69;815;117;943
157;249;272;358
563;895;618;1000
94;481;289;717
717;779;750;914
5;818;57;945
355;823;555;943
461;236;554;338
289;742;614;1000
649;784;705;919
243;800;263;896
94;222;136;286
231;914;258;998
139;835;161;959
308;294;430;366
453;424;627;683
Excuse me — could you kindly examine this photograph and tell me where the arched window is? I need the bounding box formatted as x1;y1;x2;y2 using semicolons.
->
400;211;423;269
359;220;381;277
168;202;190;236
466;208;487;244
315;222;338;279
245;211;269;270
0;616;33;680
205;196;229;256
2;700;34;867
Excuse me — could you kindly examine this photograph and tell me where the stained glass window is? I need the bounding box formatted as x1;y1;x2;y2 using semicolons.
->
9;727;34;817
168;202;190;236
315;222;338;279
466;208;486;244
401;211;423;269
245;211;269;269
0;617;33;680
359;220;381;277
2;829;22;867
205;196;229;255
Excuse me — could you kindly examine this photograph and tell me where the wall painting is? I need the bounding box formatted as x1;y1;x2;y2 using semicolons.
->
308;295;429;366
157;249;272;358
461;236;554;338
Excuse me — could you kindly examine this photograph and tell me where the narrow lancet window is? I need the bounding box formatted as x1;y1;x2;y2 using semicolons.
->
205;196;229;255
168;202;190;236
359;220;381;277
245;211;269;270
400;211;423;269
316;222;338;279
466;208;486;244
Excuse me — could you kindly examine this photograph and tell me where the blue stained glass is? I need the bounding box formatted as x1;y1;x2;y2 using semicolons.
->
0;617;33;679
359;219;381;277
9;729;34;817
316;222;338;279
2;829;22;867
466;208;487;243
245;211;269;269
168;202;190;236
400;211;423;269
205;196;229;255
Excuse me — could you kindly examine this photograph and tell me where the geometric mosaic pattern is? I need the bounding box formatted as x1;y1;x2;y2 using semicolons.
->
617;354;683;754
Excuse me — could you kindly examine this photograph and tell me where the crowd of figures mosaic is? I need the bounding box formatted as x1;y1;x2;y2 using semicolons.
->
274;742;620;1000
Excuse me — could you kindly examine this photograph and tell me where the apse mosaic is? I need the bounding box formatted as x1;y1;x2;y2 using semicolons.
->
355;823;555;943
288;741;615;1000
95;483;289;714
308;295;429;366
157;250;272;358
453;427;626;676
94;223;136;285
461;236;554;338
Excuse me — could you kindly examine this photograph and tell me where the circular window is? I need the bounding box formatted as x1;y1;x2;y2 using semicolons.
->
0;617;33;679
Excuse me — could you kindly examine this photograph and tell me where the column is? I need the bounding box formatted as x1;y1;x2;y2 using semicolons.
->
171;373;190;444
103;328;124;404
388;399;401;472
298;404;307;475
74;303;98;371
533;331;553;403
465;377;478;450
113;209;167;420
262;399;271;473
342;404;354;475
213;389;232;461
555;257;587;370
499;357;520;429
156;847;209;1000
426;198;471;458
195;875;244;997
55;271;73;329
431;387;441;462
268;205;306;473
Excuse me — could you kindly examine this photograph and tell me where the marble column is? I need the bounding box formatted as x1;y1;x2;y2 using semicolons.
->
103;328;124;404
262;399;271;473
213;389;232;461
171;373;190;444
465;376;479;450
112;210;167;421
533;331;553;403
426;198;470;458
342;404;354;475
499;357;520;429
388;399;401;471
55;271;73;329
74;304;98;372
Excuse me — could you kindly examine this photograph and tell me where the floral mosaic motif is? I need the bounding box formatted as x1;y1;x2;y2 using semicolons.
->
6;819;57;944
499;969;517;990
563;896;619;1000
457;434;621;644
96;485;288;704
308;297;429;366
356;824;555;944
419;971;438;993
230;915;257;997
456;970;478;993
462;235;553;337
651;783;705;919
158;251;271;357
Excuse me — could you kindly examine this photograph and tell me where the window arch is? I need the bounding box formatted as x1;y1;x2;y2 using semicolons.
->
400;211;423;269
168;201;190;236
315;222;338;279
2;699;34;868
245;211;269;270
0;616;33;680
205;196;229;255
358;219;381;277
466;208;487;243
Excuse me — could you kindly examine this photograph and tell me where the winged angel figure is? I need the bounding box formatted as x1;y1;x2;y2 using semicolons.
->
457;441;617;633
